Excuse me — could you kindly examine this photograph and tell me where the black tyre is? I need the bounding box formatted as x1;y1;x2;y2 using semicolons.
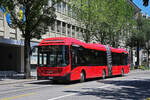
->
37;75;42;80
80;72;85;83
102;70;106;79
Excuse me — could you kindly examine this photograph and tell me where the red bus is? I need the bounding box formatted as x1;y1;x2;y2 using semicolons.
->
37;37;129;82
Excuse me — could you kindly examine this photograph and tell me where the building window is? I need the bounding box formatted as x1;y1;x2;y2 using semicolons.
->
49;0;54;6
56;2;61;12
62;2;66;14
67;6;72;17
57;21;61;33
67;24;71;36
72;6;77;19
72;26;75;37
62;22;66;34
80;28;83;39
76;27;79;38
51;22;55;31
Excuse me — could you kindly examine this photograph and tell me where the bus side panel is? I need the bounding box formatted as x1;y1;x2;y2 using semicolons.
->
117;65;123;75
84;66;96;78
70;66;109;81
112;66;119;75
123;65;130;74
70;66;83;81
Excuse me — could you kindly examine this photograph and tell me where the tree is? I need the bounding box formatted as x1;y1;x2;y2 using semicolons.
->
0;0;62;78
141;18;150;68
126;13;150;67
71;0;102;43
143;0;149;6
72;0;135;47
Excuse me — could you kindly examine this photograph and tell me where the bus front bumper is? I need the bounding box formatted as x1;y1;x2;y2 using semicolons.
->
37;73;70;81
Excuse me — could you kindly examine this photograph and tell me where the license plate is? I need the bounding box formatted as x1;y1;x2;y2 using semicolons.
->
48;77;53;79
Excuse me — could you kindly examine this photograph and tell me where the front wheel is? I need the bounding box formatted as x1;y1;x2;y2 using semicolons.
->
80;72;85;83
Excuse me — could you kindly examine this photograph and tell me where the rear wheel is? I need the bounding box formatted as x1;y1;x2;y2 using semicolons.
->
37;75;42;80
80;72;85;83
102;70;106;79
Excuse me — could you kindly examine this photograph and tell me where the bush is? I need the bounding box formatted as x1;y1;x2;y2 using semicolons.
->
137;65;149;70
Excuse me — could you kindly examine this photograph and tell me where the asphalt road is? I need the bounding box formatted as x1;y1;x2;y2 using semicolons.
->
0;70;150;100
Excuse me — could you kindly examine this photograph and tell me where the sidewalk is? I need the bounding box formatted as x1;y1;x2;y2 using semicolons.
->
0;69;149;85
0;78;37;85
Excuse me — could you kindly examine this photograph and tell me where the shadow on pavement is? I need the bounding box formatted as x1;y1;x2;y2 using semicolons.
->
29;75;123;86
64;79;150;100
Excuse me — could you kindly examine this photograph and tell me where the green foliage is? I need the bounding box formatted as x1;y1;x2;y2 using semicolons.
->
0;0;59;39
137;65;149;70
71;0;136;46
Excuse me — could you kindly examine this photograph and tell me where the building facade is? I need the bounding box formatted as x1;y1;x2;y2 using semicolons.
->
0;0;86;77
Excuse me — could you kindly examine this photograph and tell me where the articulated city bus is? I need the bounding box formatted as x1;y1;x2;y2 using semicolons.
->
37;37;129;82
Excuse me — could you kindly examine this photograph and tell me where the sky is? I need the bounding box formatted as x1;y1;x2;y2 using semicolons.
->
133;0;150;16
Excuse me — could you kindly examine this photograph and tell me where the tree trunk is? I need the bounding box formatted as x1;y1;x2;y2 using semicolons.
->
130;47;134;69
24;35;31;79
136;42;140;67
147;49;149;68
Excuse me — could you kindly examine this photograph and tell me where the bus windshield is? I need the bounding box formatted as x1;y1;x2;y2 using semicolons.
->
38;45;69;67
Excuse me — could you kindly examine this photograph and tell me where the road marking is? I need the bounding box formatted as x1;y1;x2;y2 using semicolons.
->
48;84;112;100
97;85;112;89
0;85;51;95
0;92;36;100
48;93;77;100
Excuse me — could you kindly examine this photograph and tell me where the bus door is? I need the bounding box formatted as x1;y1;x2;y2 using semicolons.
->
70;44;82;80
106;46;112;76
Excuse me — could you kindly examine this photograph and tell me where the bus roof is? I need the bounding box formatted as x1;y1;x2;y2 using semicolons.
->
39;37;128;53
39;37;85;46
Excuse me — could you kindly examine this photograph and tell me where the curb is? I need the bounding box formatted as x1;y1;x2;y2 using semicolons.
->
0;79;37;85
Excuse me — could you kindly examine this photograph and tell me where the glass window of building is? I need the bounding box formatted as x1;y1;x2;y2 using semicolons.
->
51;22;55;31
72;26;75;37
62;22;66;34
72;7;77;18
49;0;54;6
62;2;66;14
56;2;61;12
76;27;79;38
67;24;71;36
80;28;83;39
57;21;61;33
67;6;72;17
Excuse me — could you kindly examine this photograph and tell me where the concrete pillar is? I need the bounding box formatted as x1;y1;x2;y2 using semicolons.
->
55;21;57;37
75;26;77;38
3;17;9;39
66;24;68;37
20;46;24;73
16;28;22;40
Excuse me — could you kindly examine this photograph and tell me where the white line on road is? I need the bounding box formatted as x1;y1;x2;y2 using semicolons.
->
47;85;112;100
0;85;52;95
47;93;77;100
97;85;112;89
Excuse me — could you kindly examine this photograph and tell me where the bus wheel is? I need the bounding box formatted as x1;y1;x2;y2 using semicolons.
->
121;69;124;76
102;70;106;79
80;72;85;83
